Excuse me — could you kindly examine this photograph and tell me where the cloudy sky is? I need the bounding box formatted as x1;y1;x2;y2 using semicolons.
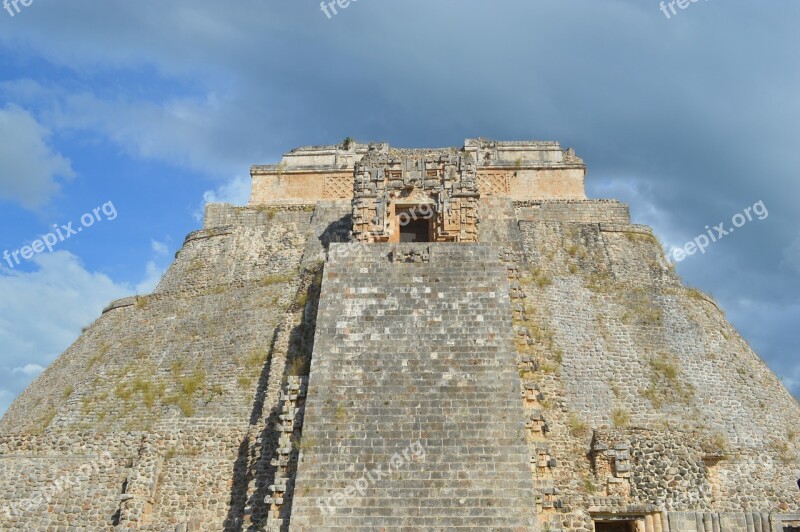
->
0;0;798;415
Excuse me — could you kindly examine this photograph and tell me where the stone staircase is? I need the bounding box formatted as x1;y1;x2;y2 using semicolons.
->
289;243;537;530
503;253;566;532
263;376;308;531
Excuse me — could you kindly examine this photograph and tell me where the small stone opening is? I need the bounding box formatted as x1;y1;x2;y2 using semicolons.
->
399;216;431;242
594;521;637;532
395;205;434;243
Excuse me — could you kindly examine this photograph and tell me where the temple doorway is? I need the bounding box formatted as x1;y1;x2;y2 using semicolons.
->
594;521;637;532
399;216;431;242
396;205;433;242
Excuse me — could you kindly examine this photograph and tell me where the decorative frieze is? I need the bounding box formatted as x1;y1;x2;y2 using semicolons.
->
352;145;480;243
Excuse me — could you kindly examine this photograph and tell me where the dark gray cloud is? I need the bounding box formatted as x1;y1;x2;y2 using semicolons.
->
1;0;797;395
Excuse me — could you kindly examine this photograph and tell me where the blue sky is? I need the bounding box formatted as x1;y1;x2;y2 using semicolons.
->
0;0;798;415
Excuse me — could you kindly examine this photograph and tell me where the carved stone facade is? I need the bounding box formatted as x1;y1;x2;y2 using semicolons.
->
351;145;480;243
250;138;588;205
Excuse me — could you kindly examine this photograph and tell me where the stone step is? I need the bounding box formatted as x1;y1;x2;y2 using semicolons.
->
289;243;537;529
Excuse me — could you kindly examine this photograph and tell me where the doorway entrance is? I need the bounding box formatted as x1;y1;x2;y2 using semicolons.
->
396;205;433;243
594;521;636;532
399;216;431;242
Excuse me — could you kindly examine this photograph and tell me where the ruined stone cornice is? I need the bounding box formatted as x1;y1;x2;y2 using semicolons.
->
250;138;587;175
251;161;586;175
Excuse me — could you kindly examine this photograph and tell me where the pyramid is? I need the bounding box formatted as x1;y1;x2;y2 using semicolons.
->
1;139;798;531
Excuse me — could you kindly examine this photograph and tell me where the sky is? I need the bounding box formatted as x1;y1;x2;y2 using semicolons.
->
0;0;798;415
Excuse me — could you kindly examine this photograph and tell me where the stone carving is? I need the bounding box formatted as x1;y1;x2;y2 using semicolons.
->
322;175;351;199
352;145;480;243
388;246;431;263
477;171;512;195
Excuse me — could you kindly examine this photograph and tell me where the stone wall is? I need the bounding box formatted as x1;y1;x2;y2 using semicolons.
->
0;202;348;531
515;199;631;224
508;168;587;200
1;206;319;436
249;139;588;205
249;167;588;205
509;218;800;530
250;170;354;205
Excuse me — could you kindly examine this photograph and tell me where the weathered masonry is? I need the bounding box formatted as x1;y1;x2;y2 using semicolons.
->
350;148;481;243
250;138;588;205
0;139;798;531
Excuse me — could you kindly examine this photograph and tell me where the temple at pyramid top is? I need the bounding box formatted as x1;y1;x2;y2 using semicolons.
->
250;138;588;206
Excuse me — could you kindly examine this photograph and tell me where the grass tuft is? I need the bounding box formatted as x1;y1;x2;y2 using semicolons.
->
258;273;294;287
528;267;553;289
568;415;589;437
180;371;206;396
287;356;310;377
612;408;630;428
641;353;695;408
585;271;614;293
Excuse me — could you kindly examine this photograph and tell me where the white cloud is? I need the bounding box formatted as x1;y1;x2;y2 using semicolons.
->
151;240;169;256
0;251;129;364
194;175;251;222
135;260;166;295
0;247;175;417
11;364;45;376
136;242;173;294
0;80;259;177
0;251;141;417
202;175;251;205
0;105;75;209
50;90;234;173
589;177;683;252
